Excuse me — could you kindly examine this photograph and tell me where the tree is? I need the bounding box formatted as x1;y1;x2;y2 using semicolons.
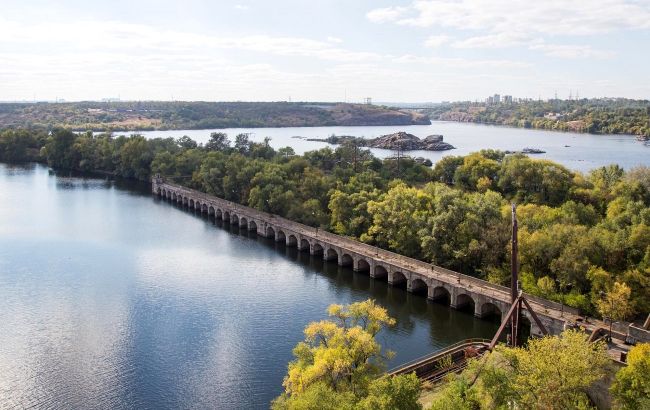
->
205;132;230;151
430;330;610;410
596;282;633;331
356;373;421;410
611;343;650;409
176;135;197;149
234;133;250;153
272;300;421;410
365;182;432;257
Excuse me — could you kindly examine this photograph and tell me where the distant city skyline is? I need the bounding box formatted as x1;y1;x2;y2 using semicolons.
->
2;0;649;102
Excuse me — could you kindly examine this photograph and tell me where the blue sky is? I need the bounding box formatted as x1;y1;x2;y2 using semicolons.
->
1;0;649;102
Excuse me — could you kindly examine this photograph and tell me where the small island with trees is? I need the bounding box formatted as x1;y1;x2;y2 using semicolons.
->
307;131;455;151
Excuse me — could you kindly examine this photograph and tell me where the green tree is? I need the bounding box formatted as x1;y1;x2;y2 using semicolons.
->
611;343;650;409
430;330;610;410
205;132;230;151
365;182;433;257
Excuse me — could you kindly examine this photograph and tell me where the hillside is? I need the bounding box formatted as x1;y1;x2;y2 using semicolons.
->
419;98;650;136
0;101;430;131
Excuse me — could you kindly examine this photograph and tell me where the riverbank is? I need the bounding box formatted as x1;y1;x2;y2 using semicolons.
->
0;101;430;131
420;98;650;137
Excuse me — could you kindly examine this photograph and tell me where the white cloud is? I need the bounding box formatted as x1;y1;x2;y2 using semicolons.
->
376;0;650;35
392;54;531;68
366;6;408;23
529;44;616;59
368;1;641;59
233;4;249;10
451;32;534;49
0;20;379;63
326;36;343;43
424;35;451;48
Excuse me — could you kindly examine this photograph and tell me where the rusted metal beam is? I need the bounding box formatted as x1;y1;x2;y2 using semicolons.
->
521;296;549;336
489;295;522;350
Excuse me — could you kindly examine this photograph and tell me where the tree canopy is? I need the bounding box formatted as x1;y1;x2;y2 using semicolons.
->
1;128;649;320
272;299;421;410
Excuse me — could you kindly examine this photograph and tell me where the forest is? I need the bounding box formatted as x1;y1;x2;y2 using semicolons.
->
425;98;650;136
1;127;648;321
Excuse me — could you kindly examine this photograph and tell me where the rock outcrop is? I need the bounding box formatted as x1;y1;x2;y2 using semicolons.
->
307;131;455;151
369;132;455;151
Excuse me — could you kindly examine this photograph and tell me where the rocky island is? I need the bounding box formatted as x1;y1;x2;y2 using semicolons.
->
307;131;455;151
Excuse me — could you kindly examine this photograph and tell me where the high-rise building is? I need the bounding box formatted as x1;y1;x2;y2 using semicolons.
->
493;94;501;104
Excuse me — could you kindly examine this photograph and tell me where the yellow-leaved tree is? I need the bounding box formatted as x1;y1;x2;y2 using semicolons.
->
272;299;422;410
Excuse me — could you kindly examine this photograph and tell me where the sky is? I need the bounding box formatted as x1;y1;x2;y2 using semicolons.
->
1;0;649;102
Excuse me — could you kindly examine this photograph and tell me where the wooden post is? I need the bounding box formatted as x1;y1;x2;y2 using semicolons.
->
511;204;520;345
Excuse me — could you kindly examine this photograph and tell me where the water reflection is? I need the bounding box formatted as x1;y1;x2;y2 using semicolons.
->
0;164;498;409
161;195;498;346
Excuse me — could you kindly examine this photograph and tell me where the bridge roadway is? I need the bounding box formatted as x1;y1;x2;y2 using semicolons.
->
153;177;585;337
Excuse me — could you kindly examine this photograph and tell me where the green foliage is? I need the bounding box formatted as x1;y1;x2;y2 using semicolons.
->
2;128;649;320
426;98;650;136
356;373;421;410
428;330;610;410
272;300;422;410
611;343;650;410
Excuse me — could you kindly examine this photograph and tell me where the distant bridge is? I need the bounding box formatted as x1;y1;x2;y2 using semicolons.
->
153;177;584;337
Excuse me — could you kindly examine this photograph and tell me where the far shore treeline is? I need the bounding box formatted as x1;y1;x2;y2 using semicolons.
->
1;128;648;320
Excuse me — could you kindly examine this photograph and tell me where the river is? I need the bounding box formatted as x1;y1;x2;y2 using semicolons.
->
132;121;650;172
0;163;498;409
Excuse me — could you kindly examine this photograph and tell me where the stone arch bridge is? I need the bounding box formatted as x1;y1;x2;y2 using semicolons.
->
153;178;576;337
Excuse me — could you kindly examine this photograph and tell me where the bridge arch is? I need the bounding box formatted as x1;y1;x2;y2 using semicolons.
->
266;226;275;238
194;200;201;211
287;234;298;247
208;206;215;216
391;271;407;289
276;230;286;243
517;315;532;343
374;265;388;280
216;208;222;219
356;258;370;273
189;199;195;208
340;253;353;267
161;188;166;197
299;238;310;251
172;192;177;201
311;243;324;256
454;293;476;314
201;203;208;214
431;286;451;305
231;214;239;226
157;187;162;195
325;247;338;262
480;302;502;323
183;196;188;206
239;216;248;228
248;220;257;232
409;278;428;296
223;211;230;222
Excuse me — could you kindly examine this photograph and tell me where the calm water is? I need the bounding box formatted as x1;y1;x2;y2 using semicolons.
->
134;121;650;172
0;163;498;409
